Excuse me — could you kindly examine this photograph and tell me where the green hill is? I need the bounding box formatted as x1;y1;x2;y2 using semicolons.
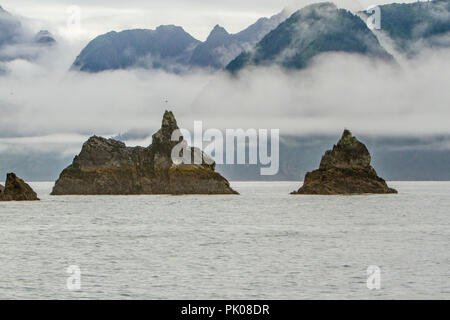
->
226;2;392;72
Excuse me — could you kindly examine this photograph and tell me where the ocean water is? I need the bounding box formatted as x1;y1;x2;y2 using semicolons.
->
0;181;448;300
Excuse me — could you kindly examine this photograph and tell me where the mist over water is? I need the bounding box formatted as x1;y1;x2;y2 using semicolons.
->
0;181;448;299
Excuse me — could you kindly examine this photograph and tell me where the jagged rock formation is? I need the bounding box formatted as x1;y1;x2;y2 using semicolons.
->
291;130;397;195
0;173;39;201
51;111;238;195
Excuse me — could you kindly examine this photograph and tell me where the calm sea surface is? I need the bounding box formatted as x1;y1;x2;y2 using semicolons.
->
0;181;448;299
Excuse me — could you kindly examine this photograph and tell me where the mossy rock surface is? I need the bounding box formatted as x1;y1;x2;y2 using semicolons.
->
0;173;39;201
292;130;397;195
52;111;237;195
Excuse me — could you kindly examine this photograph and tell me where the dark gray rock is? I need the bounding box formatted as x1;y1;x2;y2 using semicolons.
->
0;173;39;201
292;129;397;195
319;129;371;170
52;111;238;195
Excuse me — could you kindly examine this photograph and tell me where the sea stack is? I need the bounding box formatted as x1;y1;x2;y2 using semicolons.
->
51;111;238;195
0;173;40;201
291;129;397;195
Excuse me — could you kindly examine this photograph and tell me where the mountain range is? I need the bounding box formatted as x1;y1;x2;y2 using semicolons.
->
72;10;288;72
1;1;450;73
72;1;450;74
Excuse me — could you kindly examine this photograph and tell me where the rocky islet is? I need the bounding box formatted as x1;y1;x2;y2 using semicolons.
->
291;129;398;195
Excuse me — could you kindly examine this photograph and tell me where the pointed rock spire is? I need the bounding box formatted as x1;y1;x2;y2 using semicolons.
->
161;110;178;130
206;24;230;42
319;129;371;170
152;110;182;150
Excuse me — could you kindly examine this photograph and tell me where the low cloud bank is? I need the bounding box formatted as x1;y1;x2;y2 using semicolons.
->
0;38;449;157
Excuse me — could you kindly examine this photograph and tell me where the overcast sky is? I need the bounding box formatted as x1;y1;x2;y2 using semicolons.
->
1;0;417;41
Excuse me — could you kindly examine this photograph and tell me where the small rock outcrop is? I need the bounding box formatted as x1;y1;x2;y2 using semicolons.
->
51;111;238;195
0;173;40;201
291;130;397;195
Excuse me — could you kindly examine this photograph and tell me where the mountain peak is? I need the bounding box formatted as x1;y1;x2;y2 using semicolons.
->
338;129;355;146
320;129;370;170
289;2;338;20
35;30;56;44
207;24;229;41
213;24;228;33
155;24;185;33
161;110;178;130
